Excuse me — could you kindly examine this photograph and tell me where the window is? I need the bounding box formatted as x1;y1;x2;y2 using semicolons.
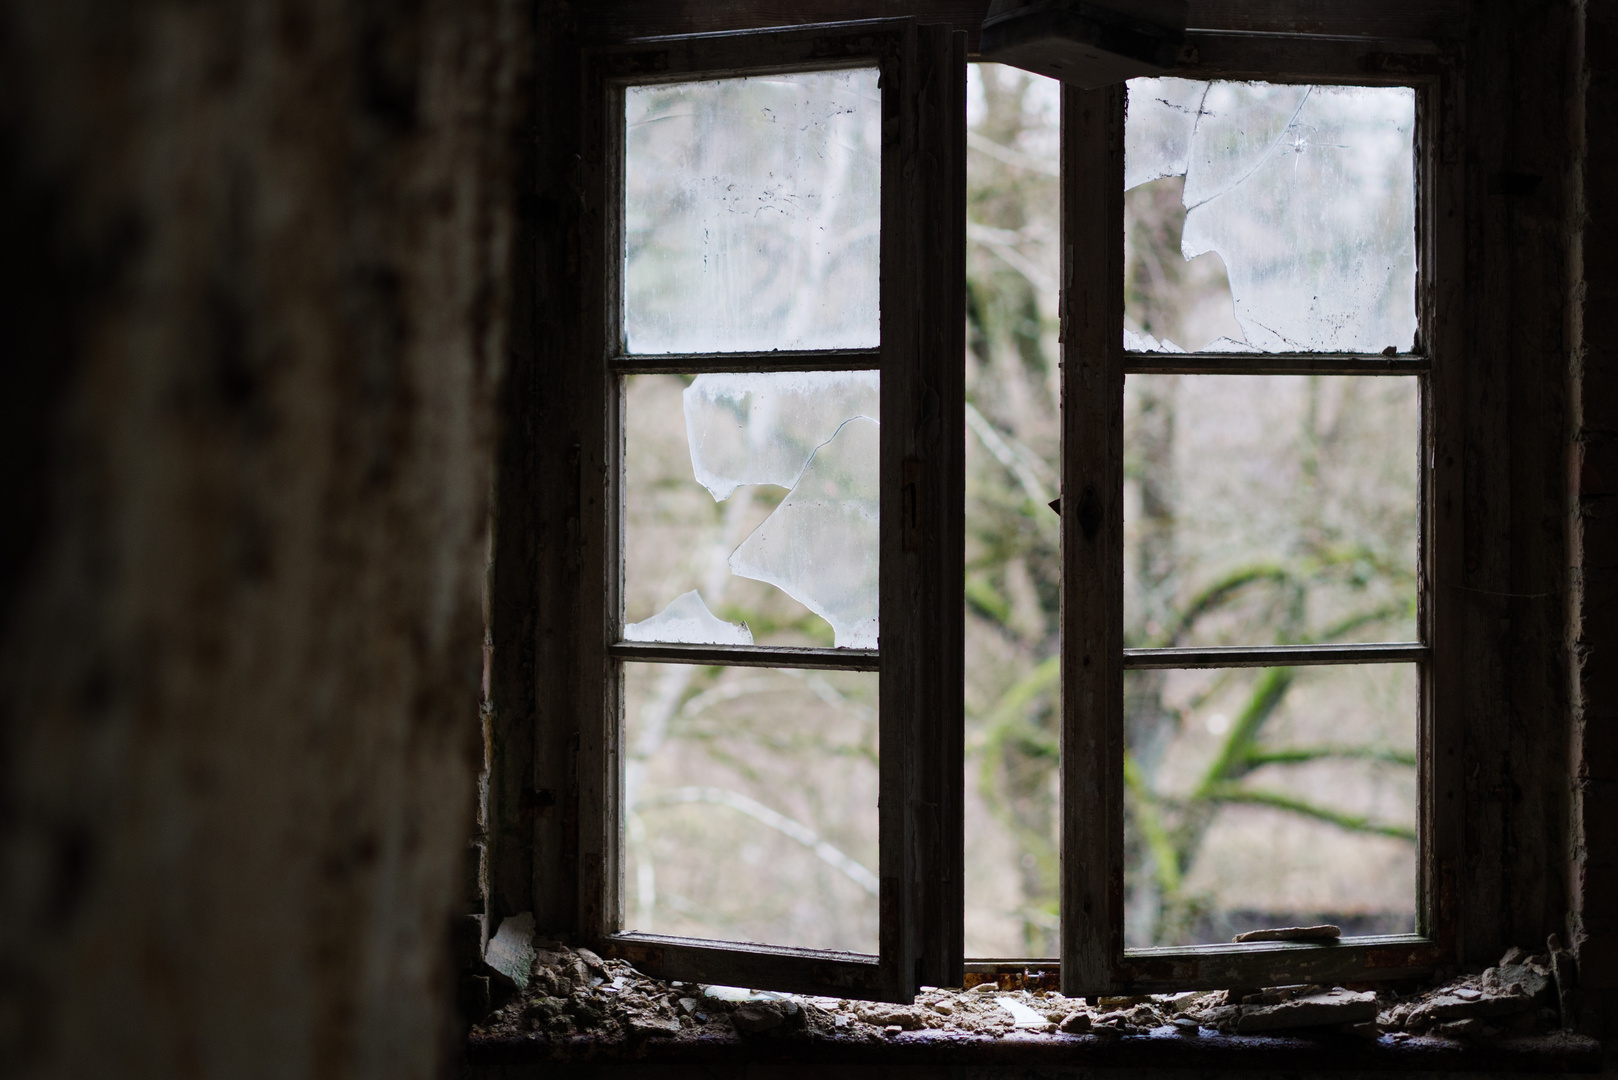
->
535;10;1462;1005
573;20;967;1001
1059;45;1459;994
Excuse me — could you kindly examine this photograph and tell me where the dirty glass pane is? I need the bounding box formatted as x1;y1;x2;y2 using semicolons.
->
622;662;879;953
1123;374;1418;649
1123;663;1417;948
963;63;1062;959
622;372;879;649
624;69;882;354
1124;79;1416;353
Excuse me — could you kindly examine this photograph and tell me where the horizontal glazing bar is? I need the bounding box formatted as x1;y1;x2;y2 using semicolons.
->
610;349;881;374
1124;354;1430;376
1116;934;1442;991
610;640;880;672
1123;642;1428;669
604;932;886;999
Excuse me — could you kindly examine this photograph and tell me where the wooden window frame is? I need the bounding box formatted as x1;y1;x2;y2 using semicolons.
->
529;1;1466;1006
1058;37;1464;996
570;19;968;1003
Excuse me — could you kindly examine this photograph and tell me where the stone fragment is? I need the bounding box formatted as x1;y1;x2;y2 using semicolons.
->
883;1025;903;1036
1485;958;1553;1004
731;1003;785;1033
1171;1017;1200;1034
567;991;607;1026
1408;987;1532;1025
1058;1010;1092;1033
1235;988;1378;1034
1202;1005;1242;1033
855;1002;921;1028
629;1015;682;1038
676;997;700;1017
574;947;606;972
1435;1017;1490;1039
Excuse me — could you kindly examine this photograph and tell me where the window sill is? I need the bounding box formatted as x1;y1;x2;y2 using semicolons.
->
465;1026;1602;1074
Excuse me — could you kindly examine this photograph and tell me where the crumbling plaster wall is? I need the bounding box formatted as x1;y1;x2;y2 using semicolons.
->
0;2;526;1077
1573;0;1618;1005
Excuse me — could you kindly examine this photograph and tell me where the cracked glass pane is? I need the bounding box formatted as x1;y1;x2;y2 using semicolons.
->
623;662;879;953
1123;663;1416;948
623;590;753;646
623;69;881;355
684;371;879;501
729;416;880;649
622;372;879;650
1124;78;1417;353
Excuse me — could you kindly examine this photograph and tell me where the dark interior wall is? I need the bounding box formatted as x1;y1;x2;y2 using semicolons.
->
1573;0;1618;999
0;2;527;1076
0;1;1614;1078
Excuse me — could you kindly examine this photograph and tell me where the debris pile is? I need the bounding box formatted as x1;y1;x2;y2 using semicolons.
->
471;925;1579;1047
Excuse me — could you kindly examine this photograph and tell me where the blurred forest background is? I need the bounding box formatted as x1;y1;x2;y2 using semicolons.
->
619;67;1421;959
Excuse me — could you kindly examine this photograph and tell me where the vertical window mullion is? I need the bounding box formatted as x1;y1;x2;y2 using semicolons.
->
880;23;968;999
1059;81;1128;997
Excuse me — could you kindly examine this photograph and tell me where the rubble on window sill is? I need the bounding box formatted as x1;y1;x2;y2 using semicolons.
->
467;936;1600;1068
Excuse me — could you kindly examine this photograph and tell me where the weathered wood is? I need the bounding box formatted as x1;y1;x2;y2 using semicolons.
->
573;44;622;945
1123;643;1428;669
1118;935;1447;992
1123;354;1430;377
1417;54;1463;954
610;349;881;374
578;1;1466;53
530;0;587;939
608;641;880;672
1178;29;1447;83
603;933;889;999
578;18;963;1005
879;22;969;1001
1060;80;1127;998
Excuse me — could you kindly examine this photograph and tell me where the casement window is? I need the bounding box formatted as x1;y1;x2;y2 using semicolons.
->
542;8;1461;1004
572;20;968;1001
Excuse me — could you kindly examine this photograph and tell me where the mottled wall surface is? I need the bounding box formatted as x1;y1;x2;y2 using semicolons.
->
1573;0;1618;1000
0;2;524;1077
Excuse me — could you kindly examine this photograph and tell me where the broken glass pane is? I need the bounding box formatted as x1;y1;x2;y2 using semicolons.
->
623;590;753;646
623;661;879;953
1124;79;1417;353
964;62;1063;959
730;416;880;649
624;69;882;354
685;371;879;501
1123;374;1418;650
622;373;879;650
1123;662;1416;948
